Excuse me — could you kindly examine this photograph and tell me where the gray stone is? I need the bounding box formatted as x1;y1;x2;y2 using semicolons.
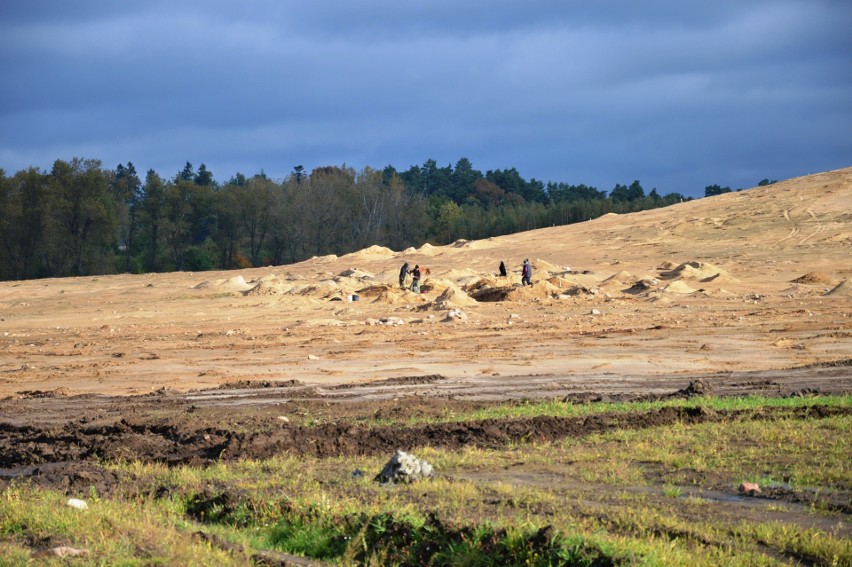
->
375;450;434;484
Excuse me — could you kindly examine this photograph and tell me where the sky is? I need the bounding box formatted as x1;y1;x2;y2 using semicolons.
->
1;1;850;198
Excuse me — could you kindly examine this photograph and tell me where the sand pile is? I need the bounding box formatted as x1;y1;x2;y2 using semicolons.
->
547;276;580;289
791;272;836;285
418;243;438;255
243;276;295;296
463;277;501;294
470;281;560;302
663;281;698;294
451;239;475;248
600;271;634;289
429;284;478;310
825;279;852;297
211;275;256;292
660;261;732;282
356;283;424;304
291;280;340;298
562;284;598;296
420;278;454;295
345;245;395;259
622;277;659;295
353;283;395;299
604;271;634;283
531;258;563;273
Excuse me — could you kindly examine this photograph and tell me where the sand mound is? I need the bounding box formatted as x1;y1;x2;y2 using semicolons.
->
451;239;475;248
419;278;454;295
547;276;580;289
470;281;560;302
211;275;256;292
825;279;852;297
663;281;698;294
357;283;425;303
603;271;634;283
243;277;295;296
791;272;836;285
658;260;679;270
463;277;501;294
354;283;395;299
622;277;659;295
347;245;395;259
660;261;730;282
430;284;479;309
562;285;598;296
418;243;438;255
291;280;340;298
699;272;737;284
531;258;563;273
601;271;635;288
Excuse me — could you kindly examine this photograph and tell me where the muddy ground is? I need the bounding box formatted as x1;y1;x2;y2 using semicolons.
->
1;371;850;514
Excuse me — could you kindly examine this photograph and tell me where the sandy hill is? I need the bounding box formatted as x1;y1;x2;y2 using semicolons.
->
298;167;851;289
0;167;849;396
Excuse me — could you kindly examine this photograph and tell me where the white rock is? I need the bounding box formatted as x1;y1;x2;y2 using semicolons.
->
375;450;434;484
50;546;88;558
66;498;88;510
307;354;320;360
590;309;602;315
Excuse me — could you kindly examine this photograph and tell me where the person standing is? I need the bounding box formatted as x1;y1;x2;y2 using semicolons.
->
521;259;533;286
499;261;507;277
399;262;409;288
409;264;422;293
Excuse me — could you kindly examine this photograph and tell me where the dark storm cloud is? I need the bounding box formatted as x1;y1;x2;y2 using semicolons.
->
1;0;850;196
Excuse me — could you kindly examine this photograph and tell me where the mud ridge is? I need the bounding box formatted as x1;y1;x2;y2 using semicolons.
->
1;405;848;472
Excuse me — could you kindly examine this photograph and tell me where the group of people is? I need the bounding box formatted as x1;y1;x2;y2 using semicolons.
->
499;259;533;285
398;262;422;293
400;258;533;293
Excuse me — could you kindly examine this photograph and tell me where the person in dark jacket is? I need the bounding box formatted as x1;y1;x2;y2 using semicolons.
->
521;259;532;286
399;262;409;288
409;264;422;293
499;261;507;277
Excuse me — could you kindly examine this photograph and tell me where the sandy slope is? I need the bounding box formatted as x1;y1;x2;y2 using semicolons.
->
0;167;850;398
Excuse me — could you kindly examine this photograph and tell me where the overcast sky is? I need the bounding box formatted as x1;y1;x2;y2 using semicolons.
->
1;1;850;197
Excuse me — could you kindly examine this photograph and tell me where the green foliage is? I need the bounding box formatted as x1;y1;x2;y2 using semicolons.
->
183;244;217;272
705;184;733;197
0;156;694;281
610;180;645;202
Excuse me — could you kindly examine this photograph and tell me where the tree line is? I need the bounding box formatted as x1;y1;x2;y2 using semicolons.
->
0;157;695;281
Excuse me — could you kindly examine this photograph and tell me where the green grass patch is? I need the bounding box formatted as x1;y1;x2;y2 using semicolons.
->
362;394;852;427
